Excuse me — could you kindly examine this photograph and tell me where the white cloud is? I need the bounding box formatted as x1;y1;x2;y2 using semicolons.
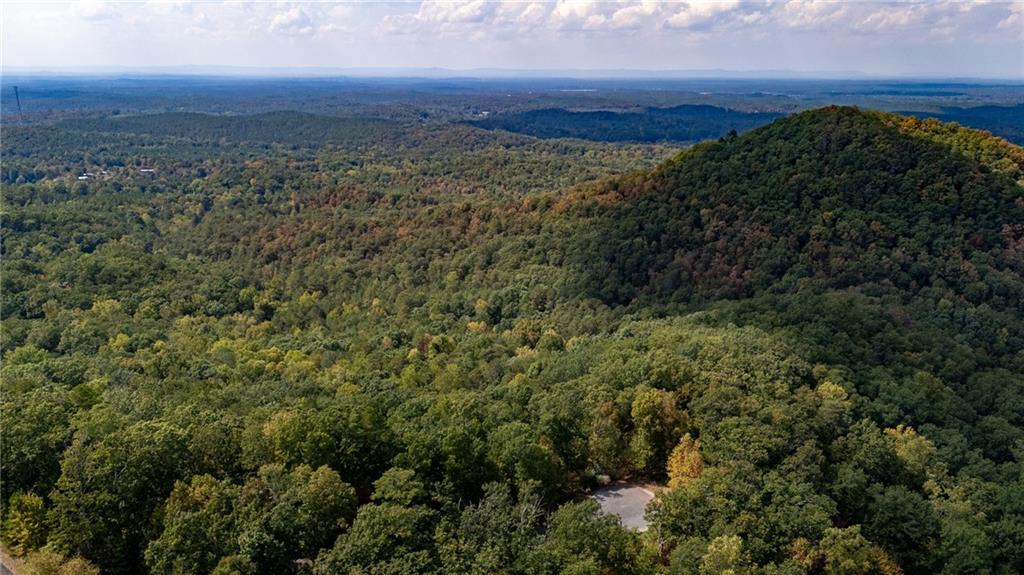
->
382;0;500;35
73;1;118;21
420;0;496;24
185;11;215;36
146;1;193;17
263;4;350;37
502;2;548;27
269;6;315;37
608;2;661;30
549;1;602;30
665;0;742;30
372;0;1023;43
777;0;849;30
548;1;664;32
997;1;1024;31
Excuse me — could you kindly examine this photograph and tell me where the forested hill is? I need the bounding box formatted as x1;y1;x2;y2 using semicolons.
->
568;106;1024;307
3;106;1024;575
567;105;1024;390
471;104;782;143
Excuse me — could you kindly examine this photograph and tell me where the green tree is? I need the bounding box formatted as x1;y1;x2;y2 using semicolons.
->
699;535;749;575
866;486;940;575
314;503;437;575
539;500;654;575
144;475;240;575
629;387;679;475
48;421;188;574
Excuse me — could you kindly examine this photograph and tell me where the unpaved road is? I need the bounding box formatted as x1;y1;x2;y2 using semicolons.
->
0;545;22;575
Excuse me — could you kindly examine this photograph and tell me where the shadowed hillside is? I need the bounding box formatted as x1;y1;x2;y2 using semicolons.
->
569;106;1024;308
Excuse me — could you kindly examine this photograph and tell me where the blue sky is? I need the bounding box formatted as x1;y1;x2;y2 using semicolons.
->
3;1;1022;78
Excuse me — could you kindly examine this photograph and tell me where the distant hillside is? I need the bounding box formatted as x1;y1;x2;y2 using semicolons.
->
60;111;400;148
904;103;1024;144
471;104;782;143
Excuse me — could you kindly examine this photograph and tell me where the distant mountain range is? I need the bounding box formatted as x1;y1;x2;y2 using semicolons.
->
5;65;1022;81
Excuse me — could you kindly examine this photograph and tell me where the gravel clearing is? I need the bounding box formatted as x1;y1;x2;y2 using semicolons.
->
592;482;658;532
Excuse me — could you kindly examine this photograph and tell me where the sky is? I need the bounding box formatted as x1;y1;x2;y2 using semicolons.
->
2;1;1022;78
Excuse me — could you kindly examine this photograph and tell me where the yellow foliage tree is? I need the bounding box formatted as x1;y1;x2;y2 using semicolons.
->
884;424;944;486
2;492;47;554
667;433;703;488
23;549;100;575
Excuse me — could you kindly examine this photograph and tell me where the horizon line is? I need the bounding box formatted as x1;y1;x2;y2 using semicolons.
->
3;65;1023;83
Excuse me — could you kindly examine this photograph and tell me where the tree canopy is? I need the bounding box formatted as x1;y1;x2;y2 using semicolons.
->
2;106;1023;575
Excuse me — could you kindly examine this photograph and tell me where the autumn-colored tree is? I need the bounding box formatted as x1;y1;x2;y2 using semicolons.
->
2;492;47;554
22;549;100;575
667;434;704;488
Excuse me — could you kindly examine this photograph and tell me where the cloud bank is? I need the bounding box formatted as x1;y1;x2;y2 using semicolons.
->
3;1;1022;77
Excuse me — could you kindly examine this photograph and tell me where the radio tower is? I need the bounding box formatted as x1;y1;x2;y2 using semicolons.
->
13;86;25;123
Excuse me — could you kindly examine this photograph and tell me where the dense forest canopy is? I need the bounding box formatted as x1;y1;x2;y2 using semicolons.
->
2;99;1023;575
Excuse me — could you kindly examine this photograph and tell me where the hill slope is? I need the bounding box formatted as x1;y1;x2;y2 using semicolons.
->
570;106;1023;307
